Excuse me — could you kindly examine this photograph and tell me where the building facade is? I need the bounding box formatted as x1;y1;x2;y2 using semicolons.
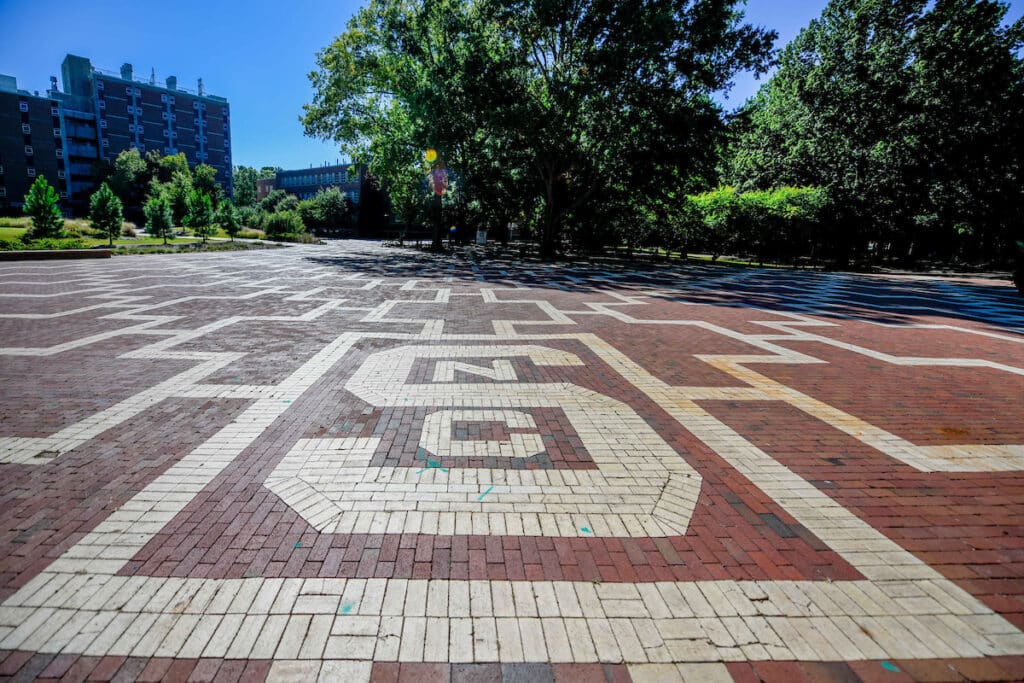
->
0;76;67;211
257;163;364;204
1;54;231;216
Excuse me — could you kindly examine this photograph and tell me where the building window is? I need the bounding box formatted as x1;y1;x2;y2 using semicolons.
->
98;100;106;110
161;111;168;120
27;167;36;177
134;87;141;96
169;96;175;105
59;191;67;198
0;187;5;197
137;126;144;135
21;124;30;134
57;170;65;179
53;128;61;137
127;105;135;114
162;129;168;137
56;149;63;158
129;124;135;133
102;139;110;147
125;86;133;95
99;119;107;128
161;94;167;103
18;101;28;112
24;145;33;156
97;80;104;90
51;107;59;117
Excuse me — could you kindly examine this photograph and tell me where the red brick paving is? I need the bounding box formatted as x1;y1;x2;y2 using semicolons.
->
1;247;1023;680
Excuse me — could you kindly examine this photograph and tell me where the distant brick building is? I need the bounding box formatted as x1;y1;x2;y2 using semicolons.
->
258;163;364;204
1;54;231;216
256;177;276;202
0;76;66;211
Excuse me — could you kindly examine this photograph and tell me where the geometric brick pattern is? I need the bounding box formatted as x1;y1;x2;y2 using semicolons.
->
1;242;1023;680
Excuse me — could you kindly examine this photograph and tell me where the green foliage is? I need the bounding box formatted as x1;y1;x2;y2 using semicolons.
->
107;148;150;215
262;210;307;240
258;189;291;214
89;182;124;246
185;190;216;243
682;186;827;263
233;166;259;207
192;164;223;206
297;188;352;233
216;199;241;240
23;176;65;239
684;187;744;261
156;171;194;226
727;0;1024;265
143;195;175;244
0;237;86;251
302;0;775;256
157;153;190;183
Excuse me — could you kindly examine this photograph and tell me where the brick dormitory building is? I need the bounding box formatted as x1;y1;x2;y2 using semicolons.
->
0;54;231;216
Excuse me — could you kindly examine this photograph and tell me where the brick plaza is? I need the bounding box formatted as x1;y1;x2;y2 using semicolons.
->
1;241;1023;681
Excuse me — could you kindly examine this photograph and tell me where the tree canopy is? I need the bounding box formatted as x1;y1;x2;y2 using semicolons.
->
303;0;775;256
23;176;64;239
726;0;1024;265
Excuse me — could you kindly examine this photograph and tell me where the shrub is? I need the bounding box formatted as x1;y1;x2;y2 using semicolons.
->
685;187;743;261
89;183;124;246
683;186;827;264
277;232;319;244
298;188;351;233
216;199;241;240
23;176;64;239
122;223;138;237
26;237;87;250
185;189;216;242
144;195;175;244
236;205;259;228
262;210;306;239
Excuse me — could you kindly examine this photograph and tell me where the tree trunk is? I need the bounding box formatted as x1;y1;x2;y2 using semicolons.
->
538;176;559;260
430;194;444;252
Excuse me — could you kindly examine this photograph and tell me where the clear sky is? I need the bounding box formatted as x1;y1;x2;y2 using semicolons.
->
1;0;1021;171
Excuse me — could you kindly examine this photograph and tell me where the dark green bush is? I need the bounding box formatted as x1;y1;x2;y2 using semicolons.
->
262;210;306;239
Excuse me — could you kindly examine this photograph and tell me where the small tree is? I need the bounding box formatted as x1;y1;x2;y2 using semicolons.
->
89;183;124;246
185;189;215;243
216;199;241;241
23;176;64;239
143;195;175;245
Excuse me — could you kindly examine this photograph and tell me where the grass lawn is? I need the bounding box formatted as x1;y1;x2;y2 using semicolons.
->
0;227;27;241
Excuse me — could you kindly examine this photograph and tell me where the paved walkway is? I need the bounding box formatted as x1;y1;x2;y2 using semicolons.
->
0;241;1023;682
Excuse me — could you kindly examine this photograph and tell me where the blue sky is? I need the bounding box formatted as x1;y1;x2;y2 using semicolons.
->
1;0;1021;170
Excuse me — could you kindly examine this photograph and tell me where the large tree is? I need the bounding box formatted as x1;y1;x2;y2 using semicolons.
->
303;0;774;257
727;0;1024;265
233;166;259;207
107;148;151;219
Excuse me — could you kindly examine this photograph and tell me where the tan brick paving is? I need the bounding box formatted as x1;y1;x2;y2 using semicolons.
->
0;241;1022;680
